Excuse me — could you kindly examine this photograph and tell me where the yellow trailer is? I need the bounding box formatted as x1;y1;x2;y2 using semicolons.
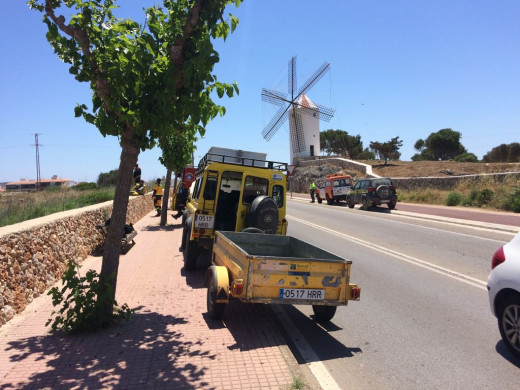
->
205;231;360;322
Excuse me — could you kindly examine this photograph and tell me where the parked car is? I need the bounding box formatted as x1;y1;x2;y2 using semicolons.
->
487;231;520;358
347;177;397;210
316;174;354;205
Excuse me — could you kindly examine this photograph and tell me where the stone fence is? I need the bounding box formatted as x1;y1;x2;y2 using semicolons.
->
0;195;154;328
392;172;520;191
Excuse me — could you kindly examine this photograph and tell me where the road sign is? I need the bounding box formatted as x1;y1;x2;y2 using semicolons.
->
287;165;296;176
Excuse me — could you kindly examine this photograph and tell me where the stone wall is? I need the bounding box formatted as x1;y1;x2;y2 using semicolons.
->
0;195;154;328
392;172;520;190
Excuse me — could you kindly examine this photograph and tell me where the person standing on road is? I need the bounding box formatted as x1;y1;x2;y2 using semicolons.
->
133;164;141;184
309;181;316;203
153;178;163;216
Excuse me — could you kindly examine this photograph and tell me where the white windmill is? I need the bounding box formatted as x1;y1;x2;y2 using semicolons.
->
261;56;335;164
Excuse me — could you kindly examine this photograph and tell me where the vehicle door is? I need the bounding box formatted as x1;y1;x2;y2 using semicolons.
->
351;181;362;203
236;171;272;232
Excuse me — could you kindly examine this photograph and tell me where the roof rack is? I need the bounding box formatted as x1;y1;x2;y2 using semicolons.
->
196;152;288;176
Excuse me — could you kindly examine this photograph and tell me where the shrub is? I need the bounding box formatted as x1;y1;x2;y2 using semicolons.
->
47;262;133;334
454;153;478;162
476;189;494;207
73;182;98;191
446;191;462;206
512;196;520;213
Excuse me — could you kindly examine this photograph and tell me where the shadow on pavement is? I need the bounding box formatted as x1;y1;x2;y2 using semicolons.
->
495;341;520;368
278;305;362;362
4;309;216;390
141;224;176;232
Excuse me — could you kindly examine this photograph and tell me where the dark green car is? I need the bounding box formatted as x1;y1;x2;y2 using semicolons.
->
347;177;398;210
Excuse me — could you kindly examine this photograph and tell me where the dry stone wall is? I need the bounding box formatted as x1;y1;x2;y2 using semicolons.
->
0;195;154;328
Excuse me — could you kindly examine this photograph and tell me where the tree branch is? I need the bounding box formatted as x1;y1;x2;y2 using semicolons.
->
44;0;112;111
169;0;204;89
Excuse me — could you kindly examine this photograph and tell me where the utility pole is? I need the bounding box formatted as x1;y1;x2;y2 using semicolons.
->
31;133;42;191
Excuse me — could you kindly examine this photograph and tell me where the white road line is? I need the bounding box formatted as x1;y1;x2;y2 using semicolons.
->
271;305;342;390
287;214;488;291
287;197;518;238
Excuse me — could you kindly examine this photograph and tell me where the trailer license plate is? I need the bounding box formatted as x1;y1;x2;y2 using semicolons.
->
194;215;215;229
279;289;324;300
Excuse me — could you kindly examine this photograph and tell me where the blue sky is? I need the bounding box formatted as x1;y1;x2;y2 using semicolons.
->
1;0;519;183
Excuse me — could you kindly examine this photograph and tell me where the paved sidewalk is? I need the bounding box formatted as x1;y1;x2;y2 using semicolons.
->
0;211;308;390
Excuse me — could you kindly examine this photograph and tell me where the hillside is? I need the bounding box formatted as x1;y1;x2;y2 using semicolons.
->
364;161;520;178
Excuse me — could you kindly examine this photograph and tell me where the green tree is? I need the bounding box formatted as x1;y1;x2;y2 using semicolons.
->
320;129;363;158
158;122;198;226
29;0;241;322
413;128;467;160
483;142;520;162
97;169;119;187
369;136;403;165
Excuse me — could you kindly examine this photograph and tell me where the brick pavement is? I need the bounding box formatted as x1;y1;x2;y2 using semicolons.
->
0;211;309;390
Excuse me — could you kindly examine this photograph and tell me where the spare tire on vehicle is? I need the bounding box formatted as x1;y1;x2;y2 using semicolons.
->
246;195;279;234
376;185;390;200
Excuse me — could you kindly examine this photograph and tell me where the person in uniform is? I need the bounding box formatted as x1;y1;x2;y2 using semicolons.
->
152;178;163;215
133;164;141;184
309;181;316;203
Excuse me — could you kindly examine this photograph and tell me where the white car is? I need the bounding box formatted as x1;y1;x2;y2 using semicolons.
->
487;231;520;358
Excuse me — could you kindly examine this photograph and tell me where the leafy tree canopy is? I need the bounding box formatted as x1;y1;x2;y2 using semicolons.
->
320;129;363;159
413;128;467;160
369;136;403;165
483;142;520;162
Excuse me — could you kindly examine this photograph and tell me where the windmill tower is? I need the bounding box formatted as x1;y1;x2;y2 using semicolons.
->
261;56;335;164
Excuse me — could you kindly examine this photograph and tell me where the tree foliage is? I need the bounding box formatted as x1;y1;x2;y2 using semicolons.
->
483;143;520;162
28;0;242;323
97;169;119;187
412;128;467;161
320;129;363;158
369;136;403;165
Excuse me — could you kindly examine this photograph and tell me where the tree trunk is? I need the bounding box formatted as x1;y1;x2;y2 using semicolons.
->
160;168;173;226
99;131;140;318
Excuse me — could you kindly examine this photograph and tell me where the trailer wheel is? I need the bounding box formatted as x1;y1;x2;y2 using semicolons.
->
317;197;322;204
312;305;337;323
207;273;226;320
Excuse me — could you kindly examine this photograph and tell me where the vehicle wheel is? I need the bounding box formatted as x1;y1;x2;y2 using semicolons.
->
242;227;265;234
207;273;226;320
247;196;279;234
326;194;333;205
376;185;390;200
317;197;322;204
312;305;337;323
183;220;199;270
497;295;520;358
362;197;370;210
180;221;187;250
388;201;396;210
347;196;354;209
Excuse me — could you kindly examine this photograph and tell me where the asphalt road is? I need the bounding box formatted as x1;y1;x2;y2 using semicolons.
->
278;198;520;389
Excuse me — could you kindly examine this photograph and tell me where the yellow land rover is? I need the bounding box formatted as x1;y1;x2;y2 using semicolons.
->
181;147;288;270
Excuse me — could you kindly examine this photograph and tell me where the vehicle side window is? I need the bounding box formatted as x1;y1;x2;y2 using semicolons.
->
353;182;360;190
326;180;331;187
272;184;284;208
203;177;217;200
243;176;269;204
192;178;202;200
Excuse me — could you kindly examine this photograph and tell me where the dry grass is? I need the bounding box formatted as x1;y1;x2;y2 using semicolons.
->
361;160;520;178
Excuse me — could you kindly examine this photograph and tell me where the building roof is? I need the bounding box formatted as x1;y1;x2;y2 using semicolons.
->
7;178;73;185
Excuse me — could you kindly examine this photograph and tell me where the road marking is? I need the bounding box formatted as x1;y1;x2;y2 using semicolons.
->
271;305;342;390
287;214;488;291
287;197;515;241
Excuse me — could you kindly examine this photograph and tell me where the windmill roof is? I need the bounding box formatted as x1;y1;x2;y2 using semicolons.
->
290;93;317;110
